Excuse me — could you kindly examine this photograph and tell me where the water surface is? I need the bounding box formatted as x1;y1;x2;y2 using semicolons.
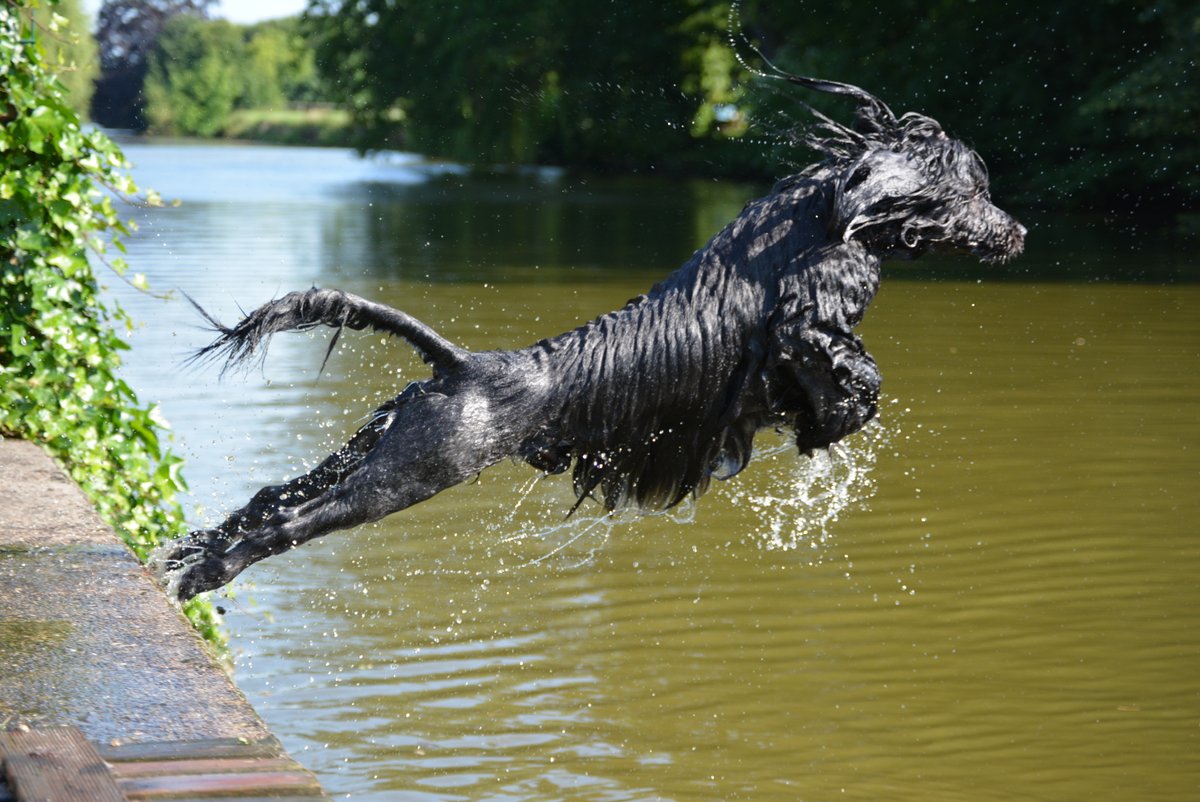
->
107;142;1199;801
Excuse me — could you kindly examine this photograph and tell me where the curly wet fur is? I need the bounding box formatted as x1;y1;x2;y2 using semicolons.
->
155;74;1025;600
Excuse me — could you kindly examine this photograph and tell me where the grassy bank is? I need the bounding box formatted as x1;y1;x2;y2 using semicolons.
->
221;106;361;148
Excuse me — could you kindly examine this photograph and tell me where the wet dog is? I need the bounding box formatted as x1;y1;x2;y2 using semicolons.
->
156;74;1025;600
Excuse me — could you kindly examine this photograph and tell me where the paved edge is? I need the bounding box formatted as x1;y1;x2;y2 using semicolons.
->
0;437;272;746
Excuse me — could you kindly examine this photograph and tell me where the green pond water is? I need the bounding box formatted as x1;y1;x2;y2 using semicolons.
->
106;142;1199;801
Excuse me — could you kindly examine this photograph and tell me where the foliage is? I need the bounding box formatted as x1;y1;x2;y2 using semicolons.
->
92;0;215;128
102;0;1194;209
730;0;1199;211
142;15;324;136
0;0;222;645
1075;0;1200;206
242;18;323;107
302;0;1197;212
306;0;710;169
223;106;352;148
143;15;241;136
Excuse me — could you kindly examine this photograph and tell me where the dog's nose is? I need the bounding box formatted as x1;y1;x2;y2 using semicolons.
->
1010;221;1028;258
1008;218;1027;247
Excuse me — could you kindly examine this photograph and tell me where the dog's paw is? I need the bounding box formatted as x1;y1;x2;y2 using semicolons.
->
148;531;235;602
172;556;233;601
148;533;203;578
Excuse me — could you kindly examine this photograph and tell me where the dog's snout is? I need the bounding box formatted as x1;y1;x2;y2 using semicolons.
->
962;203;1026;263
1010;219;1027;256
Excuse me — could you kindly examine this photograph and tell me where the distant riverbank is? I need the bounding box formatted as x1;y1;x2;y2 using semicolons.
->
107;106;374;151
219;106;360;149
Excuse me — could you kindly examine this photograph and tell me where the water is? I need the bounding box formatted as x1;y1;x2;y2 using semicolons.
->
105;142;1199;801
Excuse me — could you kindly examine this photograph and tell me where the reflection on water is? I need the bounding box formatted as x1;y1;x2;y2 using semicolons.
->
106;142;1200;801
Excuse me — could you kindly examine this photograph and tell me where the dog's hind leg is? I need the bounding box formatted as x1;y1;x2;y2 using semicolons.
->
151;398;397;581
167;382;530;600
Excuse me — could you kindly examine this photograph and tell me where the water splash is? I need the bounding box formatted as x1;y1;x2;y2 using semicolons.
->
483;474;617;572
146;541;202;604
717;419;889;554
463;417;890;573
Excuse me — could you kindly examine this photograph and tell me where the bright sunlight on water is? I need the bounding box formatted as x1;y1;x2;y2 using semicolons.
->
104;142;1199;801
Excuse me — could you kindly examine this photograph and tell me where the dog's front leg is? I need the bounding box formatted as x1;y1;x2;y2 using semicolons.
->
770;325;882;452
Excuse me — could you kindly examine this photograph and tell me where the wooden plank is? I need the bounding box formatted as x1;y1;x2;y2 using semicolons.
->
117;769;323;799
0;726;125;802
107;756;298;778
99;737;283;763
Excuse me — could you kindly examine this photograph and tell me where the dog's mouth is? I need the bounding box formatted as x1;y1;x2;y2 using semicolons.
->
962;216;1027;264
972;239;1024;264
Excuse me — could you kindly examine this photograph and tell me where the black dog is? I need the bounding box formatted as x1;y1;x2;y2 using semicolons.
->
156;74;1024;600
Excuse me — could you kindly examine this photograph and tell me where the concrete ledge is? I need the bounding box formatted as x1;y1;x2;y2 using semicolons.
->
0;438;110;547
0;438;270;746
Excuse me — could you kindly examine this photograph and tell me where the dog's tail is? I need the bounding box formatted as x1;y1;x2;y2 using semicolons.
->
187;288;468;375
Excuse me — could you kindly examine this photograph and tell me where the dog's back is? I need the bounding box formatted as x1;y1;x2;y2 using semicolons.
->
528;171;878;510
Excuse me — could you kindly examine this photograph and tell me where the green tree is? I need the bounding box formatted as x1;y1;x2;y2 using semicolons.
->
143;14;243;136
303;0;1197;210
1074;0;1199;208
727;0;1199;209
143;15;326;135
92;0;215;129
1;0;221;642
307;0;709;168
241;22;287;110
242;18;322;108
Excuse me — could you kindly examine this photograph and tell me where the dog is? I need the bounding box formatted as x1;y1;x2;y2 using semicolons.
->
155;72;1025;601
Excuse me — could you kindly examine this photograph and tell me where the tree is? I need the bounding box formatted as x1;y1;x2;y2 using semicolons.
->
306;0;709;168
141;15;326;136
143;15;243;135
91;0;214;129
1074;0;1199;209
302;0;1197;210
241;21;288;110
729;0;1199;209
241;18;323;109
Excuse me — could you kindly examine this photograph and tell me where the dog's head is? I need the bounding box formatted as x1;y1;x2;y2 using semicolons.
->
829;115;1026;263
771;73;1025;264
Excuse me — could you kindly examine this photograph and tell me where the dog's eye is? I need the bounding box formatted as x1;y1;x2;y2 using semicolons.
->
845;165;871;193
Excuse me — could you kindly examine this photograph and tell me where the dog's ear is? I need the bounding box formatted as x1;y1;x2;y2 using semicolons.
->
832;150;924;245
895;113;947;144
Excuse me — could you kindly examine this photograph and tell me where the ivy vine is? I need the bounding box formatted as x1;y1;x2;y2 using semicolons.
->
0;1;222;645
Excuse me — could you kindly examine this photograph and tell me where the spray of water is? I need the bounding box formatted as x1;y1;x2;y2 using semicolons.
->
717;419;889;555
454;414;892;575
